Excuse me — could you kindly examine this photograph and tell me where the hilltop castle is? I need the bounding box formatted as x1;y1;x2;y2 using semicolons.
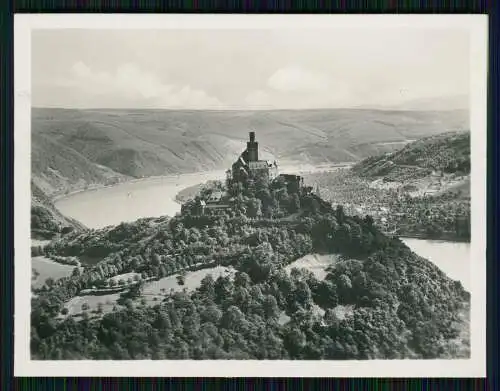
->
185;131;309;216
229;131;278;183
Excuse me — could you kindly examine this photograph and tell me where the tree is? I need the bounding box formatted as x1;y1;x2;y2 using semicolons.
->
314;280;339;308
176;271;186;286
44;277;55;289
222;305;247;332
199;274;216;298
234;272;251;288
201;304;223;324
244;242;275;282
71;267;81;278
293;280;313;310
150;253;160;266
127;280;144;299
263;295;279;319
214;275;234;303
284;326;307;358
81;303;89;312
337;274;353;304
247;198;262;218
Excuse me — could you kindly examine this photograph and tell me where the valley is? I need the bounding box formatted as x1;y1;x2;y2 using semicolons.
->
31;107;467;196
29;110;471;361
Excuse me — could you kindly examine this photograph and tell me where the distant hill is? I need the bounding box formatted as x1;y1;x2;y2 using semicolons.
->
352;131;470;183
357;95;469;111
32;107;469;196
303;131;471;240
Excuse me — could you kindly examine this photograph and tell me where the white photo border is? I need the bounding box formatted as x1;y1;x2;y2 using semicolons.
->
14;14;488;377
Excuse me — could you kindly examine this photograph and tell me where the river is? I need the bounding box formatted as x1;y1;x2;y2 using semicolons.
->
53;167;470;291
55;170;228;229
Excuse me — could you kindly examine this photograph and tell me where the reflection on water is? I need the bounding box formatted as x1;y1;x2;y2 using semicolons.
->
402;238;470;291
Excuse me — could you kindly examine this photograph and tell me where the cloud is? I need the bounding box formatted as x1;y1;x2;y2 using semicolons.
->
245;66;356;109
59;61;224;109
267;66;330;92
244;67;341;109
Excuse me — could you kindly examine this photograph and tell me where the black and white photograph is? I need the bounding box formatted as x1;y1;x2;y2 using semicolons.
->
15;15;487;377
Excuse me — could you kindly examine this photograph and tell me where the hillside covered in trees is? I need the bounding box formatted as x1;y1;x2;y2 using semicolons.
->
31;172;470;360
31;181;86;240
305;131;471;241
352;131;470;181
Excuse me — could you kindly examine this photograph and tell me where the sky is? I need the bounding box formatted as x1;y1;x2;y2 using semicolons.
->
32;28;470;110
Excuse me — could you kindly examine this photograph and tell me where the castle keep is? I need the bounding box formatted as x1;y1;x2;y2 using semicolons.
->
186;131;308;216
230;131;278;183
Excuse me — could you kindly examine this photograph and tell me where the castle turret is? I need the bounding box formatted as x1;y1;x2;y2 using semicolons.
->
247;131;259;162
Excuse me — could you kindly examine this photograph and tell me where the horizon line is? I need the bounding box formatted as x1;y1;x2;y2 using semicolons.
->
31;106;469;113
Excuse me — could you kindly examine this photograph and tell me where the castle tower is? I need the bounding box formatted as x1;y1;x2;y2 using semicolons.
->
247;131;259;162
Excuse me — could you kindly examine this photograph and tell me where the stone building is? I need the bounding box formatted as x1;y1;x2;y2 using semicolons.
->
230;131;278;184
277;173;303;194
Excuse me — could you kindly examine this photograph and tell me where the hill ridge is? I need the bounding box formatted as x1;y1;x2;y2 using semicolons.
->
32;107;469;197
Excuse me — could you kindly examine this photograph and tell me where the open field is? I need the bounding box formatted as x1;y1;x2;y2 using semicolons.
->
142;266;236;305
60;293;122;319
107;272;142;285
60;266;237;319
285;253;341;280
31;256;75;289
31;239;51;247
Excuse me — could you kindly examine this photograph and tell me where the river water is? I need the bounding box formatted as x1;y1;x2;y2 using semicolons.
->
55;170;227;229
53;168;470;291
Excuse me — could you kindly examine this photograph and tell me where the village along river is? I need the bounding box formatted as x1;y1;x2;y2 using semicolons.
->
53;166;471;291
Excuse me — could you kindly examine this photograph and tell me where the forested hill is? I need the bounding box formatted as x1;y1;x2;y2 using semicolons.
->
32;108;468;196
352;131;470;181
31;181;86;239
31;177;470;360
302;131;471;240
